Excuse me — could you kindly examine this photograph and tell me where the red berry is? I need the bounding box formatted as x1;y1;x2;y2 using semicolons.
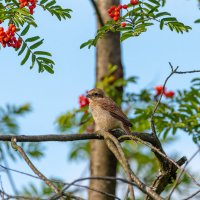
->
122;4;128;9
11;27;16;33
113;16;119;21
155;85;165;95
108;8;113;14
130;0;139;5
164;91;175;98
118;4;123;10
109;13;114;18
79;95;89;108
121;22;127;27
114;11;120;17
30;9;34;14
110;6;116;10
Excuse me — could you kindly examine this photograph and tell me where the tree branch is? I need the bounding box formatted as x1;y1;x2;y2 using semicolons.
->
11;137;64;200
169;62;200;74
0;164;121;200
144;62;200;199
0;131;151;142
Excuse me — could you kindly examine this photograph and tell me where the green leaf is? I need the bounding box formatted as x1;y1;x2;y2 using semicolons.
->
120;32;133;42
80;39;94;49
30;39;44;50
37;57;55;64
40;0;48;4
20;24;30;36
194;19;200;23
45;0;56;8
25;36;40;43
18;42;27;56
43;65;54;74
34;51;52;56
21;49;31;65
148;0;160;6
30;54;36;69
155;12;171;18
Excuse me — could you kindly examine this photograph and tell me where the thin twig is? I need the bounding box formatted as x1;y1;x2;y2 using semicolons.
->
49;176;136;200
181;189;200;200
0;147;18;194
169;62;200;74
10;137;63;199
167;147;200;199
151;64;179;137
119;135;199;187
0;189;45;200
0;164;121;200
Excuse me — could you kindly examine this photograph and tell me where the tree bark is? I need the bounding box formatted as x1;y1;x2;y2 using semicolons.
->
89;1;123;200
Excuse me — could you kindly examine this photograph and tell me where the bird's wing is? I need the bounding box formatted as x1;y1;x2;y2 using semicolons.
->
96;97;132;127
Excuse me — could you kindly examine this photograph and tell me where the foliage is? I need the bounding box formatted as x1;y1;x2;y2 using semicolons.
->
0;104;31;134
55;66;196;196
130;77;200;143
0;0;71;73
81;0;191;48
0;104;44;161
21;177;63;197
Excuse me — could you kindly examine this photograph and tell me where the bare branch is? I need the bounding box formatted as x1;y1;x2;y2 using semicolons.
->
169;62;200;74
10;137;63;199
151;64;179;137
49;176;137;200
0;131;152;143
167;147;200;199
1;148;18;194
0;189;44;200
182;189;200;200
0;164;121;200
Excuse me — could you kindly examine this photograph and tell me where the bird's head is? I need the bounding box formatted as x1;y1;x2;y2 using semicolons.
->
86;88;105;100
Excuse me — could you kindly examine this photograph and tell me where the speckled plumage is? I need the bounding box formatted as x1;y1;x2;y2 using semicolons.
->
87;88;132;134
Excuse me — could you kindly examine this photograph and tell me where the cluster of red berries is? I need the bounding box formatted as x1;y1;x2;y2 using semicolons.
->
155;86;175;98
79;95;89;109
108;0;140;27
0;24;22;48
107;4;128;22
19;0;37;14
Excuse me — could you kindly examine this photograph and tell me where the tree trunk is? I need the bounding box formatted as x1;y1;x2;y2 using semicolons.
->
89;1;123;200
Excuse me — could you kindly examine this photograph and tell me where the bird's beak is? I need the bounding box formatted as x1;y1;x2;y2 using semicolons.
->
86;94;90;98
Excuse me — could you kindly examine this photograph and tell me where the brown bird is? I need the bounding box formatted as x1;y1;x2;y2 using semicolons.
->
86;88;132;134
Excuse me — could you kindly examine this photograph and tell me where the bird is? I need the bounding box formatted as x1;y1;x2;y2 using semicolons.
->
86;88;132;135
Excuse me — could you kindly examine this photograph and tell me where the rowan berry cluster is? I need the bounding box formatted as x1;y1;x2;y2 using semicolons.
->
0;24;22;49
79;95;89;108
155;86;175;98
107;0;140;27
19;0;37;14
107;4;128;22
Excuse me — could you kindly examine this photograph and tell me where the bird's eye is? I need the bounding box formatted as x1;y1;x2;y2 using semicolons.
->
94;93;98;96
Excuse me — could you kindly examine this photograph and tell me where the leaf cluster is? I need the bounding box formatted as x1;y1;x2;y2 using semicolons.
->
81;0;191;48
0;0;71;73
0;104;44;161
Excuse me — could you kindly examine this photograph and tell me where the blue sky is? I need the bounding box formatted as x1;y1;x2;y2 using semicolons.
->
0;0;200;198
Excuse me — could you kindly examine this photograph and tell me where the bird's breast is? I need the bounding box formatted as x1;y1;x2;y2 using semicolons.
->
89;104;122;131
